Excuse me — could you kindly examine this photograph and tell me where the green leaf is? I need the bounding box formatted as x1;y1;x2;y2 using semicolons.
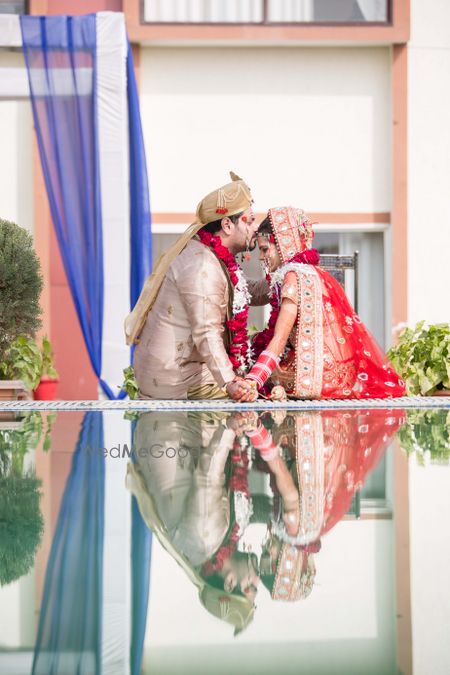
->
121;365;139;400
388;321;450;395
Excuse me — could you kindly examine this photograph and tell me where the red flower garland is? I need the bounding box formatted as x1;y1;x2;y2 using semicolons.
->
197;229;251;373
201;440;250;577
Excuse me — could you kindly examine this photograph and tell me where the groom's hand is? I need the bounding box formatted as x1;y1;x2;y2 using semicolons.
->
226;377;258;402
226;411;259;433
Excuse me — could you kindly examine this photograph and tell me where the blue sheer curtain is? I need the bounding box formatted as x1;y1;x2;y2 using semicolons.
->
20;15;108;392
32;412;105;674
127;40;152;309
20;16;152;398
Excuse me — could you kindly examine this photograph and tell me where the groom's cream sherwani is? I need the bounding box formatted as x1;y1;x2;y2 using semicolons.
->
134;238;268;399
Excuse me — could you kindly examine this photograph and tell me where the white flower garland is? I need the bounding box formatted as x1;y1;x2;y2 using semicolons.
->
233;266;254;373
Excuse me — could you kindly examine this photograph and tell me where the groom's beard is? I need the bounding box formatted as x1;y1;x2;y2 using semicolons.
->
247;236;257;251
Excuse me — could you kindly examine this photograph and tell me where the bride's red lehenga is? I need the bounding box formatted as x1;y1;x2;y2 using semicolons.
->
250;207;405;400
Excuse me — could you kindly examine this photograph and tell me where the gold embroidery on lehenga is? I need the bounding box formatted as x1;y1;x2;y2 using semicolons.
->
281;283;297;299
270;265;323;398
294;266;323;398
322;346;356;396
296;414;324;540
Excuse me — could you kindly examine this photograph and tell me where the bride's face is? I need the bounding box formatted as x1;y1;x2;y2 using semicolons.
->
258;235;281;273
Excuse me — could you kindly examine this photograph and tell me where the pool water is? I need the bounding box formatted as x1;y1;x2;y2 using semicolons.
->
0;407;449;675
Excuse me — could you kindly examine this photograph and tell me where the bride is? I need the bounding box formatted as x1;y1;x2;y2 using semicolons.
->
245;206;405;400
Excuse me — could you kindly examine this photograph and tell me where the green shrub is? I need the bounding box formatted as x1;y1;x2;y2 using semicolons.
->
0;473;43;586
0;410;51;586
0;218;43;365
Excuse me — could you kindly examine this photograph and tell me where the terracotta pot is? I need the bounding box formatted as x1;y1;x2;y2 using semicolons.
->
0;380;30;401
430;389;450;397
33;378;59;400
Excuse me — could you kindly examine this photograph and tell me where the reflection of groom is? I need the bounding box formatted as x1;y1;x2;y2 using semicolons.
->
127;410;259;634
125;173;268;400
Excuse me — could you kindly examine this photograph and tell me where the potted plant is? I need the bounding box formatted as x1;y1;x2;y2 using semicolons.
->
34;336;59;400
0;218;43;400
387;321;450;395
0;336;42;399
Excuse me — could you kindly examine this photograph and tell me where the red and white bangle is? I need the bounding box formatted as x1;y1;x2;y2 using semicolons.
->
246;422;280;460
246;349;279;389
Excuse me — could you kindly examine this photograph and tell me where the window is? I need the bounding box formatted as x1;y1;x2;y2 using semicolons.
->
143;0;390;25
152;229;387;347
0;0;27;14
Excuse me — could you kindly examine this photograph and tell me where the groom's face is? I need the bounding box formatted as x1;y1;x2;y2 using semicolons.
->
225;208;258;254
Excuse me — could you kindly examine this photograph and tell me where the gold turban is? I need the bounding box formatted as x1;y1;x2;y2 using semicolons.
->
124;172;253;346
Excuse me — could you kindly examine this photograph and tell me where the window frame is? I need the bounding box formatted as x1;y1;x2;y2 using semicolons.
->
123;0;409;44
140;0;393;27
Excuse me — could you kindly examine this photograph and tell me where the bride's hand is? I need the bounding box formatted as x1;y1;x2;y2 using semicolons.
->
227;411;259;433
271;385;287;401
243;378;259;402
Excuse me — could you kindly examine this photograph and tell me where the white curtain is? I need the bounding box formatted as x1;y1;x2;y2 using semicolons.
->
144;0;263;22
268;0;314;22
355;0;387;21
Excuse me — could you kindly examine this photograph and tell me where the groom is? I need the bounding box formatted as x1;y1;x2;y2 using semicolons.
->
126;173;268;400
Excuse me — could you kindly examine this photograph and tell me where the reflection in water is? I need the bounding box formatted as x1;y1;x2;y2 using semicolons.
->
128;412;258;636
6;407;449;674
0;413;45;587
32;412;105;675
251;410;404;602
27;412;152;675
128;409;404;634
397;409;450;464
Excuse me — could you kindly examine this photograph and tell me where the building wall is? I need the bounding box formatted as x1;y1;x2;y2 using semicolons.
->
407;0;450;324
140;44;392;345
140;46;391;214
0;96;33;234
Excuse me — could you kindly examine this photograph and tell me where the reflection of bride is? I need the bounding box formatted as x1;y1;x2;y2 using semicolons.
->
245;207;405;400
126;411;259;635
247;409;405;601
